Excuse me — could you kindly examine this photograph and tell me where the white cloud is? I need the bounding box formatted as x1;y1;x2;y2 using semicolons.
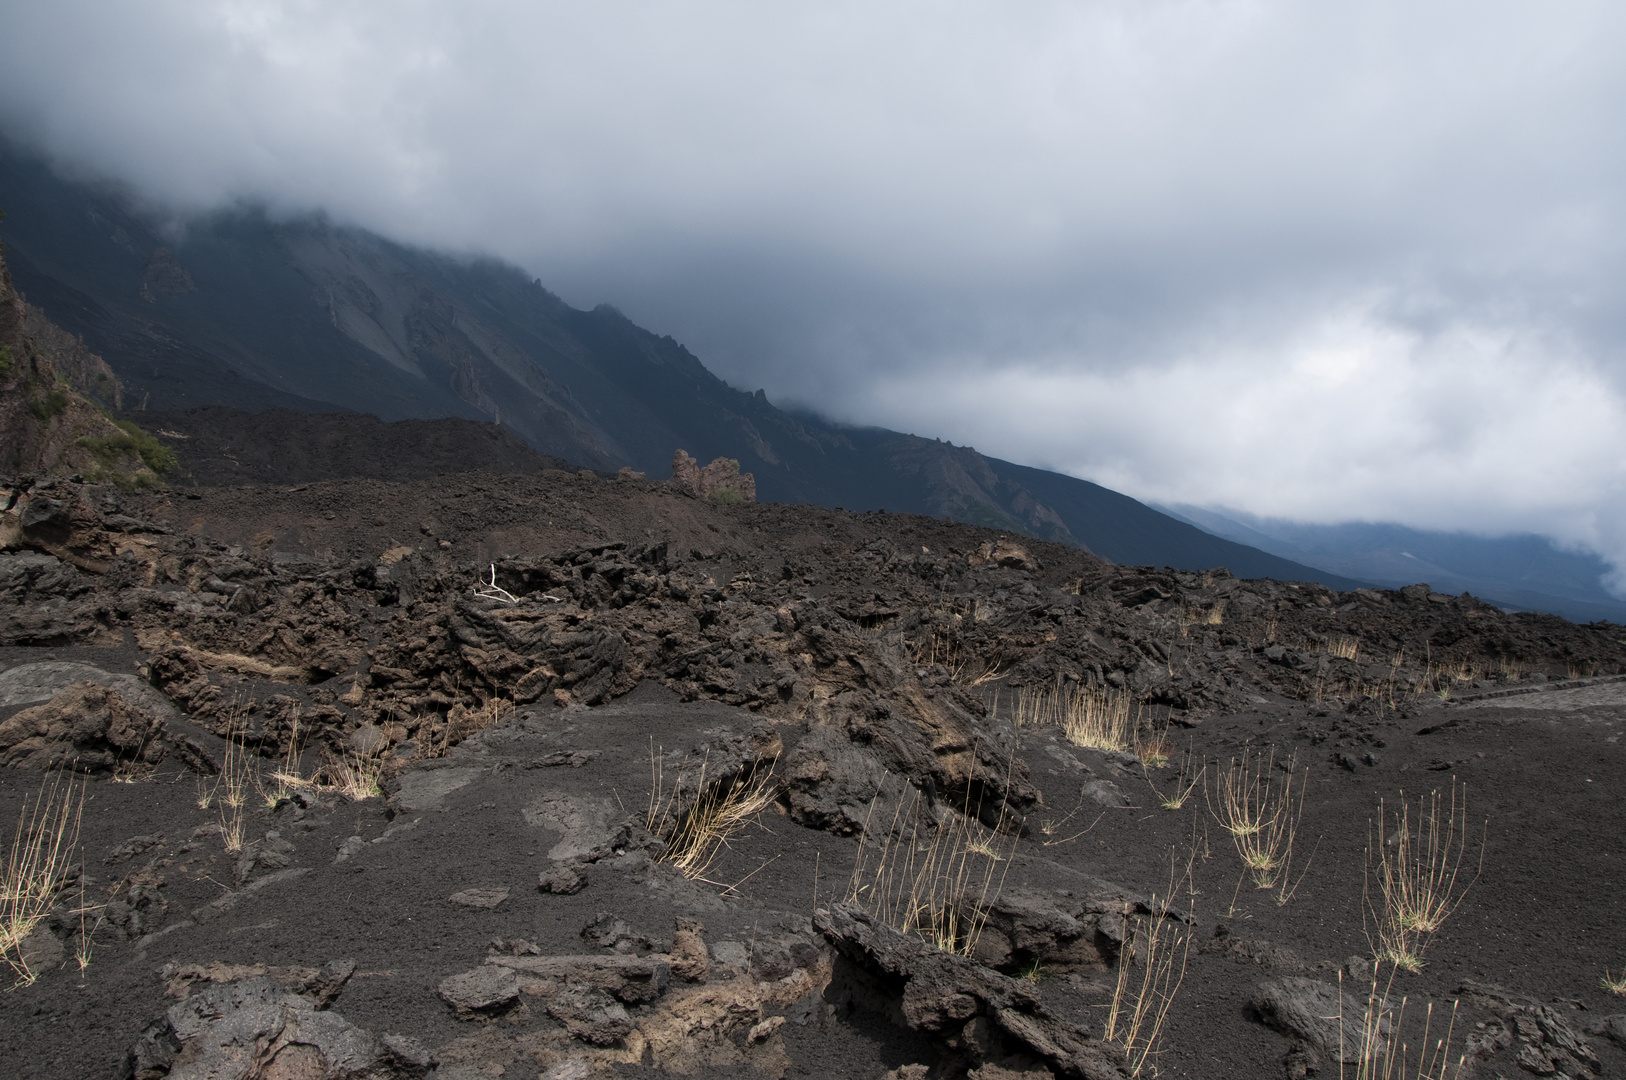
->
4;1;1626;588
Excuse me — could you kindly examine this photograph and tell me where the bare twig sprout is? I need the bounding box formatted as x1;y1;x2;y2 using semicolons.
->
1338;964;1465;1079
1103;875;1192;1077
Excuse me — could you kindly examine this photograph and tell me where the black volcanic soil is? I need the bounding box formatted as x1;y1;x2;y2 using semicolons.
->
2;465;1625;1080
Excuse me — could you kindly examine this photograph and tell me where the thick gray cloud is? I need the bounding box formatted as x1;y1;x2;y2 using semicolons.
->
4;1;1626;589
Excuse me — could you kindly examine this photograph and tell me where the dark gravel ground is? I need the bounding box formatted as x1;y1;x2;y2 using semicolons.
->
2;468;1625;1080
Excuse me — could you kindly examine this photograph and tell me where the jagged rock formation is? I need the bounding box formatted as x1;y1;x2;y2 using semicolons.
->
668;449;757;504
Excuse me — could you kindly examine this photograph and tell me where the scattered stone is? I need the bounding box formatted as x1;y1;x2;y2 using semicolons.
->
334;836;365;864
379;1032;437;1074
106;832;166;864
668;918;710;982
438;966;520;1016
448;887;510;909
1080;779;1128;808
126;977;383;1080
816;904;1128;1078
487;953;672;1004
539;864;586;894
0;681;167;771
1587;1015;1626;1050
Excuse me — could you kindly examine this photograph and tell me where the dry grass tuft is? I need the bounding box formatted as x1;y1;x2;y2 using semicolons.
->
1601;970;1626;997
1103;873;1191;1077
1208;747;1311;899
647;748;780;882
847;784;1015;957
909;633;1008;687
1150;746;1205;811
1328;635;1361;661
1014;683;1148;755
1365;782;1484;972
321;752;385;801
2;771;85;984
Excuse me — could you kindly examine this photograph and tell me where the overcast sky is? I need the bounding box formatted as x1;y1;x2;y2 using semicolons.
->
4;1;1625;589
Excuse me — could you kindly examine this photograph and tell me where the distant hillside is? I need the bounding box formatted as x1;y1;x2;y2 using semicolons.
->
1;138;1360;588
1159;503;1626;623
135;407;575;488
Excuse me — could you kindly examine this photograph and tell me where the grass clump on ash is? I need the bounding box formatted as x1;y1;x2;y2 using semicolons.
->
1208;745;1311;900
1365;781;1484;972
846;783;1016;958
1014;682;1150;756
2;770;85;984
647;746;780;884
1103;899;1191;1077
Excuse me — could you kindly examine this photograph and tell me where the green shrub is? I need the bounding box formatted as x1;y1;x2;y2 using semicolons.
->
77;420;177;477
711;489;744;506
0;345;12;378
27;389;70;422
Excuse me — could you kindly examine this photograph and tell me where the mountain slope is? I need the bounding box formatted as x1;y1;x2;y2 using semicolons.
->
1;138;1359;588
1159;503;1626;623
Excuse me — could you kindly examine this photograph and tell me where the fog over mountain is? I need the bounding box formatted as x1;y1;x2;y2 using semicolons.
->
3;2;1624;594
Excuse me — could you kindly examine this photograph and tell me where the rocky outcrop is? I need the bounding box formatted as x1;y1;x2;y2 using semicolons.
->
122;976;410;1080
0;248;170;487
669;449;756;504
816;903;1129;1079
0;681;168;772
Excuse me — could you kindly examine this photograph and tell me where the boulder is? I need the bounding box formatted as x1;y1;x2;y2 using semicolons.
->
0;681;167;771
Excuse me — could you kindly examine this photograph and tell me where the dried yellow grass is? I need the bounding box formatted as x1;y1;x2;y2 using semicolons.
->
846;784;1015;958
2;771;84;984
1338;963;1465;1079
647;748;780;882
1014;683;1141;755
1208;747;1311;899
1104;901;1191;1077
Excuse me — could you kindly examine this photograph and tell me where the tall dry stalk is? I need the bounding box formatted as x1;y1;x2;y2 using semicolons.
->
647;747;780;882
1103;881;1191;1076
846;784;1014;957
2;770;84;984
1365;782;1483;972
1013;683;1143;755
1338;963;1465;1079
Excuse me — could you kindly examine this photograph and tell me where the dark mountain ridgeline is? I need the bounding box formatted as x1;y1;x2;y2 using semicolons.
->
1;139;1365;589
1160;504;1626;624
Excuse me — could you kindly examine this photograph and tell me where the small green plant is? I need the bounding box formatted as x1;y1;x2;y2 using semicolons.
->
78;420;177;476
711;488;744;506
27;388;70;422
1601;970;1626;997
0;344;13;378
